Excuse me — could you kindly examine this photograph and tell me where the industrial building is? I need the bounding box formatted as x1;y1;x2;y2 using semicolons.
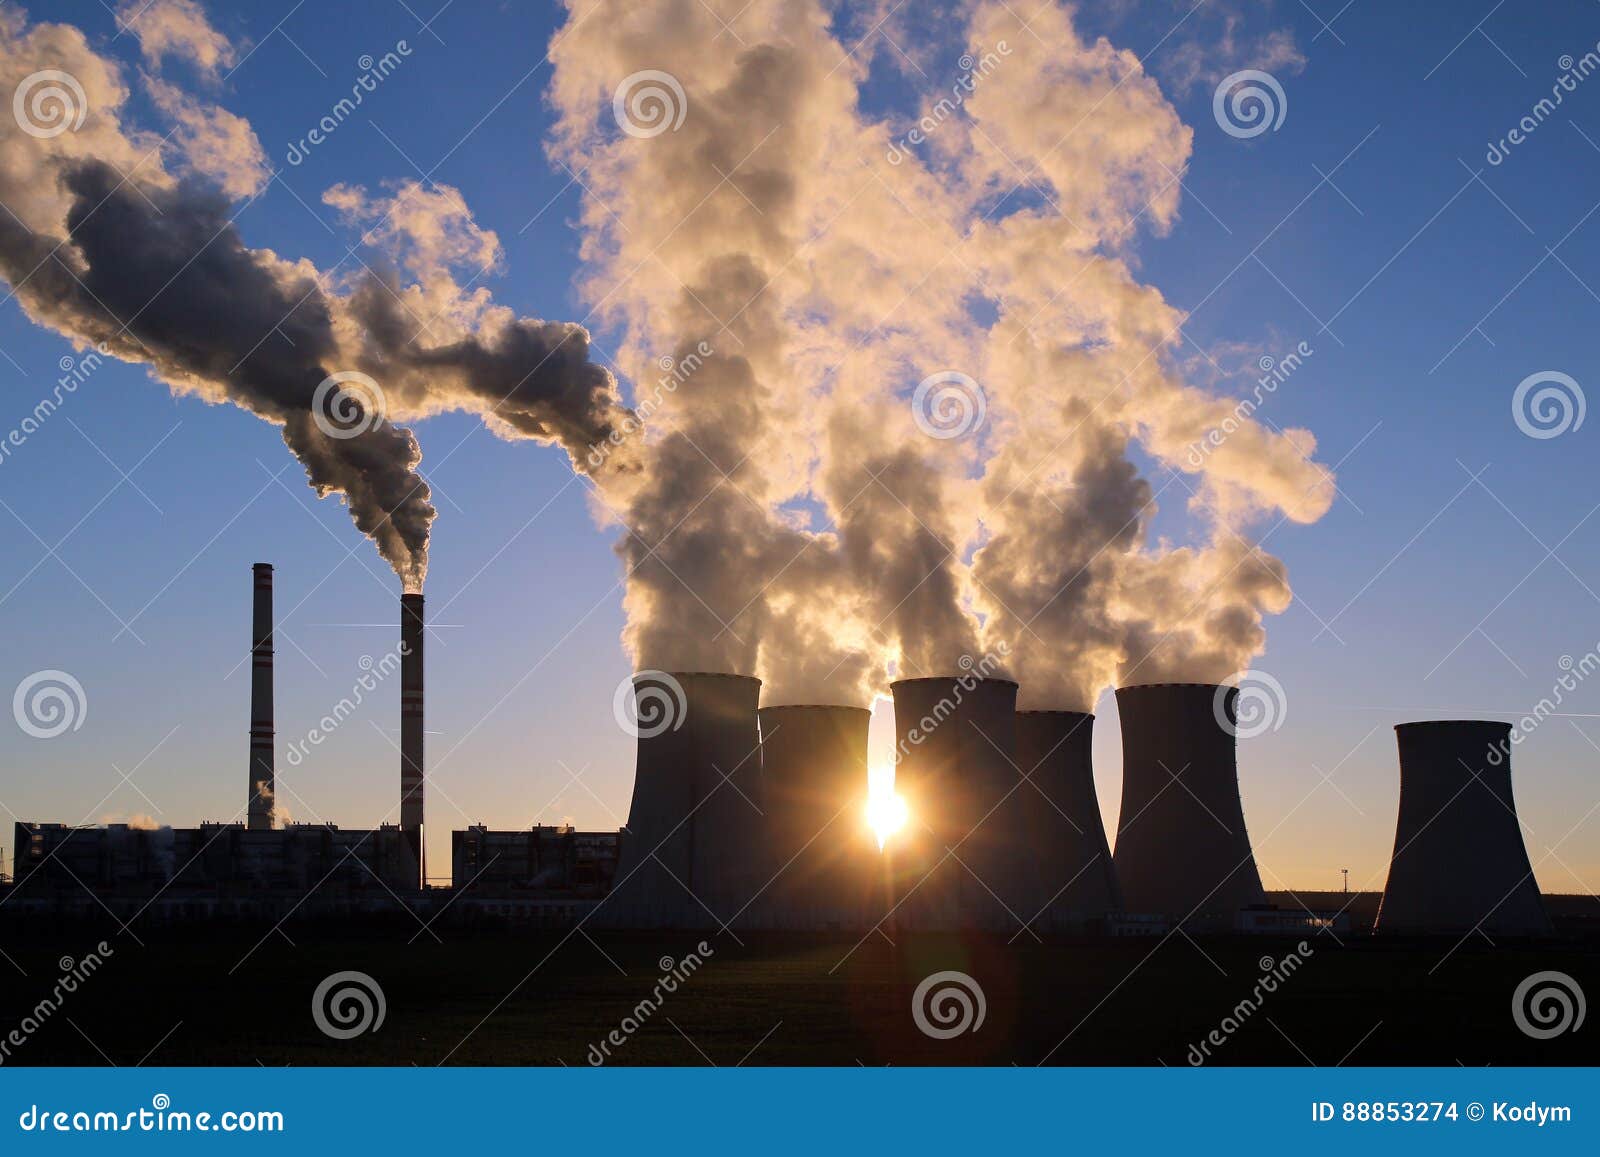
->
9;820;420;917
451;823;619;898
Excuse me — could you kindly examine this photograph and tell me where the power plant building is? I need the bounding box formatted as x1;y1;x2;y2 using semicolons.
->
451;824;619;898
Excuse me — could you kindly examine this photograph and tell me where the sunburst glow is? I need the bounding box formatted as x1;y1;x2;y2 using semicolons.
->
865;787;909;850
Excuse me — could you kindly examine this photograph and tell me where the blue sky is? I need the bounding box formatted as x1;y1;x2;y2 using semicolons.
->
2;0;1598;892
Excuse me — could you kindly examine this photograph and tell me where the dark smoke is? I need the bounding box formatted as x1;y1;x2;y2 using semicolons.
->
0;160;436;589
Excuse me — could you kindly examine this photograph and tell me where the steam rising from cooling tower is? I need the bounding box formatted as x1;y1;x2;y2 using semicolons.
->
546;0;1336;704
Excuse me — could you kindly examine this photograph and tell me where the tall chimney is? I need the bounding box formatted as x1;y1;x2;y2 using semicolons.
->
1376;721;1551;936
247;563;274;831
1016;710;1120;930
400;593;425;880
1113;683;1265;930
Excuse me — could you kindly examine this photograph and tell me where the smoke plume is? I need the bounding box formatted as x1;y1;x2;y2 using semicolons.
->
0;9;636;591
547;0;1335;709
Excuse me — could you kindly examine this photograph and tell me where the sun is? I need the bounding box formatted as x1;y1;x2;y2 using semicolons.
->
865;787;908;850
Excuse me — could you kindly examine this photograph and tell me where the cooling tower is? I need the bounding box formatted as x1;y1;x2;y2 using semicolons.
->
400;593;425;885
247;563;274;831
604;673;763;929
889;675;1028;931
1113;683;1265;930
1375;721;1552;937
1016;711;1120;930
756;705;874;930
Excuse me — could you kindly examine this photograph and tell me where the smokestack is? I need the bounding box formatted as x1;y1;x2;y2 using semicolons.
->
1112;683;1265;930
756;705;873;930
1016;711;1121;930
248;563;274;831
1376;721;1552;936
889;675;1028;931
400;593;425;882
603;673;762;929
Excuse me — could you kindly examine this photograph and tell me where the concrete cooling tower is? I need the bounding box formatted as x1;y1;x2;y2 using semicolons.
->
755;705;875;931
604;673;763;929
889;675;1030;932
1113;683;1266;930
1375;721;1552;937
1016;711;1120;930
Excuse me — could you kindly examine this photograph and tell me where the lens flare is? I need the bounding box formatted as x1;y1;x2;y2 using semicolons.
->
865;788;908;850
